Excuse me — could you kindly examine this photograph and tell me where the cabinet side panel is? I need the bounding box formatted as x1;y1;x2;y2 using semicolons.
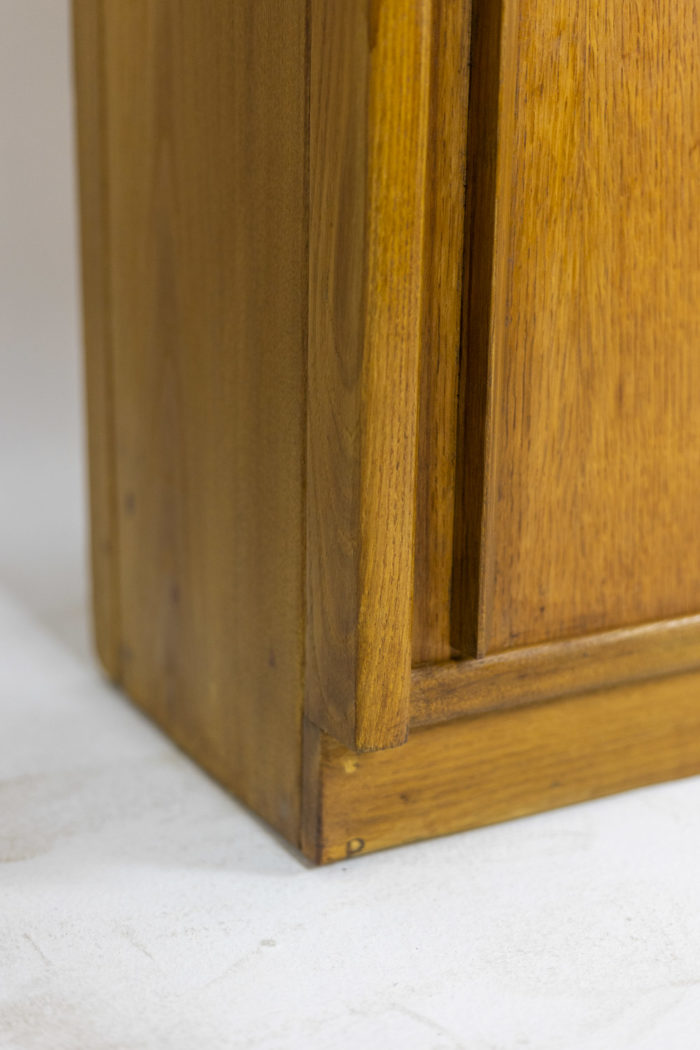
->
72;0;121;677
102;1;308;842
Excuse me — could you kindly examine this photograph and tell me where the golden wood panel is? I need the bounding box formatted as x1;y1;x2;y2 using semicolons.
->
411;614;700;725
101;0;308;841
307;0;433;749
309;670;700;863
454;0;700;656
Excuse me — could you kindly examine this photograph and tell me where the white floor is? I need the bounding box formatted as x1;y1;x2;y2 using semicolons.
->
3;4;700;1049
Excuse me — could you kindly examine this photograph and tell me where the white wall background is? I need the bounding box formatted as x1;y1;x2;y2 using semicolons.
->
2;4;700;1050
0;0;86;654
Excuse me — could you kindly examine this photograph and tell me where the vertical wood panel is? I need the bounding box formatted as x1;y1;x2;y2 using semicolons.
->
454;0;700;656
411;0;472;666
101;0;308;841
72;0;121;678
306;1;368;750
307;0;432;750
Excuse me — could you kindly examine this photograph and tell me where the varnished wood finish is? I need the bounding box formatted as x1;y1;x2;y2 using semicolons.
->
411;0;471;666
77;0;700;863
100;0;308;841
454;0;700;656
307;0;432;750
72;0;120;678
411;614;700;726
306;1;367;751
309;671;700;863
450;0;516;657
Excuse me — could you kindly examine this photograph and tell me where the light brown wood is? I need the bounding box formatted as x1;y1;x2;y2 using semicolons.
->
309;670;700;863
99;0;308;841
307;0;433;750
411;614;700;726
411;0;471;666
76;0;700;864
453;0;700;657
72;0;120;678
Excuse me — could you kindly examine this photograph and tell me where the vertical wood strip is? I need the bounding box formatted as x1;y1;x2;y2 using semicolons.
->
306;2;369;750
307;0;433;752
300;716;324;865
411;0;472;666
451;0;519;657
72;0;121;679
357;0;433;747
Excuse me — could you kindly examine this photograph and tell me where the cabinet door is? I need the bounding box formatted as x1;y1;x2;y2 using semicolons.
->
304;0;700;861
309;0;700;750
451;0;700;658
414;0;700;725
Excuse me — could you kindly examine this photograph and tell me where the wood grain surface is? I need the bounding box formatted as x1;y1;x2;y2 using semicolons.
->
411;614;700;726
308;669;700;862
411;0;471;666
454;0;700;656
306;0;432;750
451;0;515;657
77;0;700;863
99;0;308;841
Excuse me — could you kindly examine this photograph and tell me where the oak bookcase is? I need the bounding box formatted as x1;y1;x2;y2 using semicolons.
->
74;0;700;862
